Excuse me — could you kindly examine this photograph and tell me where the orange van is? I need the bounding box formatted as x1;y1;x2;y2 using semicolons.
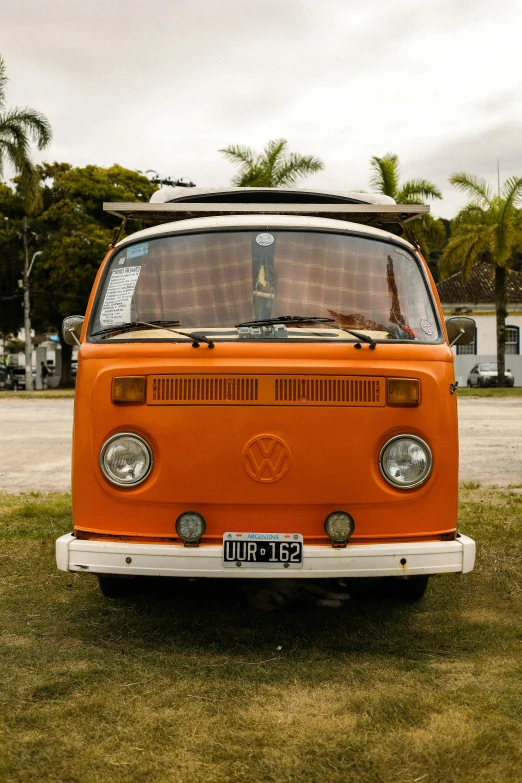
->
56;187;476;600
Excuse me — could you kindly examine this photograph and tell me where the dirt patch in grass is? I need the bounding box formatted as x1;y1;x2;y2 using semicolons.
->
0;489;521;783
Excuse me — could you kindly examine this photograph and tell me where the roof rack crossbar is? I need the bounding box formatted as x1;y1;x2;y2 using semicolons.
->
103;202;429;226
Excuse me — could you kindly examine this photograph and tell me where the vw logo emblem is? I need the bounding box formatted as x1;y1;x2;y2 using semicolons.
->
243;435;291;483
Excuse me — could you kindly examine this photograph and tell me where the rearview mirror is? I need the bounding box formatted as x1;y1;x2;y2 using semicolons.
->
62;315;84;346
445;316;475;347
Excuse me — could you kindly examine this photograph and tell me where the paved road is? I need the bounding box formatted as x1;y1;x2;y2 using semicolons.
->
0;399;74;493
0;397;521;492
457;398;522;486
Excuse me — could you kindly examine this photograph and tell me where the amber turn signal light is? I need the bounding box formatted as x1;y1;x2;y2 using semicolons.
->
387;378;420;406
112;376;146;404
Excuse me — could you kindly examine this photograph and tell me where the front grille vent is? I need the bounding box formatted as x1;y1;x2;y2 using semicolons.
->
275;377;381;404
151;376;259;403
148;375;385;406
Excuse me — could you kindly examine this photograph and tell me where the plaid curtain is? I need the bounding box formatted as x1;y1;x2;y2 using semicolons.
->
133;233;254;327
272;234;427;333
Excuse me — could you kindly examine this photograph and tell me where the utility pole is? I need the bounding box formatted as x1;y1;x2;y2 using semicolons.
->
22;218;42;391
22;217;32;391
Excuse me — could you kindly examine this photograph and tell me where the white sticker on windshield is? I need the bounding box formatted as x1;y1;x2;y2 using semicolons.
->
420;318;434;335
256;233;274;246
99;266;141;327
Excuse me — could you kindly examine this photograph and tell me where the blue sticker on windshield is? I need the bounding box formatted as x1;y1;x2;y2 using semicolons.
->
256;233;274;247
127;242;149;260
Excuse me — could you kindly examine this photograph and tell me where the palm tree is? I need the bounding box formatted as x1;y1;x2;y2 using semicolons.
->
0;55;52;205
220;138;324;188
439;173;522;386
370;152;442;203
369;152;445;263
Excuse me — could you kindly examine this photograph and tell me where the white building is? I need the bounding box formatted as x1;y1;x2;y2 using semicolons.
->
437;262;522;387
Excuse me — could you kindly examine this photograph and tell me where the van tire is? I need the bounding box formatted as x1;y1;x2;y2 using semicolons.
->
386;575;429;601
97;575;137;598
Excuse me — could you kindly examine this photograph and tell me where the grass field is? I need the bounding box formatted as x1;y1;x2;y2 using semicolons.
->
0;389;75;399
1;489;521;783
457;387;522;397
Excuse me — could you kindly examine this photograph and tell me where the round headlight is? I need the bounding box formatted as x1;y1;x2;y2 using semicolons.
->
99;433;153;487
379;435;432;488
176;512;206;543
324;511;355;542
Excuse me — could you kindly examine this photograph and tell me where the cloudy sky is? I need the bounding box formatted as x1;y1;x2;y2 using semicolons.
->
2;0;521;217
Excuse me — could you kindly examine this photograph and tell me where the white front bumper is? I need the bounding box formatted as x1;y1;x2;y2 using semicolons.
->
56;533;475;578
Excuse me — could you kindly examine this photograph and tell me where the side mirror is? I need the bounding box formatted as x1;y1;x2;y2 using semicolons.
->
62;315;84;346
445;316;475;347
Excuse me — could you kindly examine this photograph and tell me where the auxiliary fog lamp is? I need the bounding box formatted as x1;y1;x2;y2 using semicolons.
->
324;511;355;548
176;512;206;546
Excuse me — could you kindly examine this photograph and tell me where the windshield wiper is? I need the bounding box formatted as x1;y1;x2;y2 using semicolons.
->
91;320;215;348
91;320;181;338
181;331;215;348
236;316;336;328
337;327;377;349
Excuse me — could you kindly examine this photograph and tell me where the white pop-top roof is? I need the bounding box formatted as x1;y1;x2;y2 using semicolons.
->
150;186;397;206
115;213;415;249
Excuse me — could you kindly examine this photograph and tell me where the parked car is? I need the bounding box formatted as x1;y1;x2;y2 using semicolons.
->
8;366;37;390
0;364;15;390
467;363;515;388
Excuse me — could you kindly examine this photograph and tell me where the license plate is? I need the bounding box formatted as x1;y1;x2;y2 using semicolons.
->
223;532;303;569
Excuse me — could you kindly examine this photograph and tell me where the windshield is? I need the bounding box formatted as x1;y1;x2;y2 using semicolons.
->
90;229;440;342
479;364;497;371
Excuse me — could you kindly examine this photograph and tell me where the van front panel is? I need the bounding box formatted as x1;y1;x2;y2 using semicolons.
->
72;342;458;546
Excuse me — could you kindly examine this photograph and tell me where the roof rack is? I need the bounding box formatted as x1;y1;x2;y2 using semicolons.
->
104;188;429;248
103;201;429;226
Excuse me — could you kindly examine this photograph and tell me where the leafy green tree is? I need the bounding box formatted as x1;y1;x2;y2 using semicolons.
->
0;182;25;340
29;163;156;386
220;139;324;187
369;152;446;269
439;173;522;386
0;55;51;206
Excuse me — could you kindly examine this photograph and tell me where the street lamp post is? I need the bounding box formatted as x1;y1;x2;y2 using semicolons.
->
22;216;42;391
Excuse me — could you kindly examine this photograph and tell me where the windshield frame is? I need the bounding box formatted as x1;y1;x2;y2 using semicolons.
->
87;225;444;345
